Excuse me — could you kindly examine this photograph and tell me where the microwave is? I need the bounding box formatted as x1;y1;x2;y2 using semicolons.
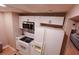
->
22;21;35;33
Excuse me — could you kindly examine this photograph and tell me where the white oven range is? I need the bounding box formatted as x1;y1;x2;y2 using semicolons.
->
16;35;34;55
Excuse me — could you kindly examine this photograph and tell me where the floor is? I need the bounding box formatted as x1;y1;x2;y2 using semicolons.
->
0;38;79;55
64;39;79;55
0;46;19;55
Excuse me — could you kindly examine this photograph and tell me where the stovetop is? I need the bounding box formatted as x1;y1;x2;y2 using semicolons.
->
20;36;34;43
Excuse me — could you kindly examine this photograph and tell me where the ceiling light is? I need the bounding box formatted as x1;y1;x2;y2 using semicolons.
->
0;4;6;7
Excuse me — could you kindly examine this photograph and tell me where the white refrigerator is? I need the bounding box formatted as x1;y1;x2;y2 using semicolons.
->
31;27;64;55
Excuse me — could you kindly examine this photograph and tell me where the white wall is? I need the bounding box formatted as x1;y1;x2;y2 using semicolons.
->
0;12;19;48
63;5;79;37
12;13;21;37
4;13;15;48
4;13;20;48
63;5;79;49
0;12;20;48
75;22;79;33
0;13;8;46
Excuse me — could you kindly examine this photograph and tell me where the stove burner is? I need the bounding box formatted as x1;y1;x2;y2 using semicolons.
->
20;36;34;43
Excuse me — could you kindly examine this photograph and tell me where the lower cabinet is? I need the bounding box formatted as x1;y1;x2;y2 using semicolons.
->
30;41;43;55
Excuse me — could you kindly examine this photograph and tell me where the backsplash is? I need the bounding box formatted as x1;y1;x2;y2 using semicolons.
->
24;31;34;38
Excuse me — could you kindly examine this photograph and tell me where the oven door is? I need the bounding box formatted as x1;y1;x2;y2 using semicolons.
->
16;40;30;55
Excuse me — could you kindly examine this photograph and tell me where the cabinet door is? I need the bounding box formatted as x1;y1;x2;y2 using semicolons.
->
39;16;49;24
51;17;64;25
40;16;64;26
44;28;64;55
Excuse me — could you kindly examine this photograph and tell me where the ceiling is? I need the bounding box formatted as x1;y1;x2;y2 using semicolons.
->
0;4;74;13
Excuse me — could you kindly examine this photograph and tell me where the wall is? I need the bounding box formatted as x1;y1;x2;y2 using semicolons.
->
4;12;20;48
0;13;8;46
63;5;79;37
63;5;79;51
12;13;21;37
4;13;15;48
75;22;79;34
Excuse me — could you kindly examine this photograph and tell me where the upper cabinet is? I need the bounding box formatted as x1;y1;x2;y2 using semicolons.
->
19;16;64;28
40;17;64;25
40;16;64;28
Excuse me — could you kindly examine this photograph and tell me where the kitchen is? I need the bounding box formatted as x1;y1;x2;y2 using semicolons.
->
0;4;79;55
16;15;64;55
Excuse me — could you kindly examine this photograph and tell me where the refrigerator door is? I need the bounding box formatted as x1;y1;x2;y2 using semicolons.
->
31;27;45;55
44;28;64;55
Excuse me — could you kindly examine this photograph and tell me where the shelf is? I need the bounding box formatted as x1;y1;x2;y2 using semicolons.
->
40;23;63;28
70;15;79;22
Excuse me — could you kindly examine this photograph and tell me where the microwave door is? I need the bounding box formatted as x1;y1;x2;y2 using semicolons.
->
23;24;29;29
30;24;34;30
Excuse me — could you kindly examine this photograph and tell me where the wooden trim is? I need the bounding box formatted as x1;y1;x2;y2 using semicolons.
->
19;12;66;16
63;15;66;26
60;33;68;55
40;23;63;28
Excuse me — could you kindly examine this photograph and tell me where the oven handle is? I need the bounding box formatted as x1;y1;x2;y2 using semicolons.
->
19;45;26;49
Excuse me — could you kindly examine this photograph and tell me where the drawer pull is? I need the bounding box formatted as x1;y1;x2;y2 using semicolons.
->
19;45;26;49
